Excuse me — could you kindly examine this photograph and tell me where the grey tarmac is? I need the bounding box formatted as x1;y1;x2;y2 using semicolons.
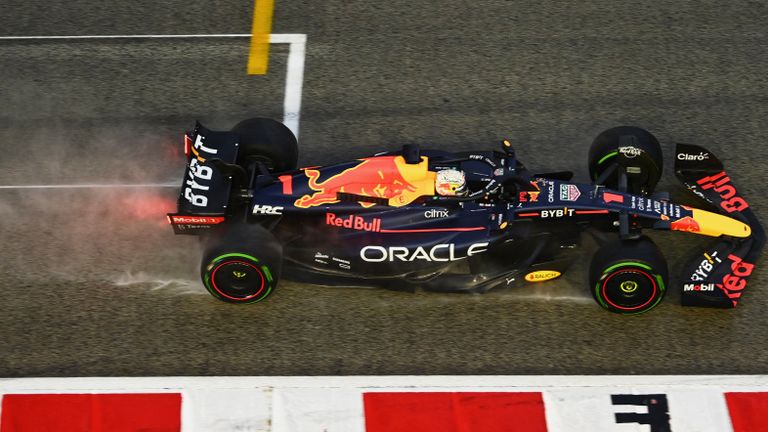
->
1;1;767;376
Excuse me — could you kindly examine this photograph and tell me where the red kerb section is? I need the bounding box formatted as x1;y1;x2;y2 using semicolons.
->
0;393;181;432
725;392;768;432
363;392;547;432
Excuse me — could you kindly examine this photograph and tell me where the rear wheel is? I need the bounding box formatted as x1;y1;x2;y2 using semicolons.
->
232;117;298;172
589;236;668;315
200;224;282;304
588;126;663;195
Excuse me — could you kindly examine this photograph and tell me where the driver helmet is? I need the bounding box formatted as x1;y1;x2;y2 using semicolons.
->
435;169;467;196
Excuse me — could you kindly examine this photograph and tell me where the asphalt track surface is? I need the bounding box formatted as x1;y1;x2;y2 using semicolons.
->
1;1;767;376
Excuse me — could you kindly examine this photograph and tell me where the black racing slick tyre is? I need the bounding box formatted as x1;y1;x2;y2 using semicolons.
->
200;224;282;304
232;117;298;172
589;236;668;315
588;126;663;195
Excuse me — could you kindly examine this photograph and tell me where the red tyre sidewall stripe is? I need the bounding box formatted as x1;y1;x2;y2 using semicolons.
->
211;260;266;301
601;268;657;311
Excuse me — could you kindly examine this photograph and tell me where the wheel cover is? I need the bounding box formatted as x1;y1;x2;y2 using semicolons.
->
600;268;657;311
211;260;266;301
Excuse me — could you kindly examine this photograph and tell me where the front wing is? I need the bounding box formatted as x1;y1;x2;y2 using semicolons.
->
675;143;765;307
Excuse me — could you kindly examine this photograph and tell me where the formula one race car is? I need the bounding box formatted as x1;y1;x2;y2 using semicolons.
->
167;118;764;314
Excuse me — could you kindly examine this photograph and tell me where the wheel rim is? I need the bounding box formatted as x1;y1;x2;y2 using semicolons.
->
211;260;266;301
600;268;657;311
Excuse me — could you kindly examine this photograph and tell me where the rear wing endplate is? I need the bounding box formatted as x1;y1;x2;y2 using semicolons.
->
168;122;240;234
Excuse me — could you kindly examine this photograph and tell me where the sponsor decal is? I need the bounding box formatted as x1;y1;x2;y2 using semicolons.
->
684;283;716;292
716;254;755;304
559;184;581;201
690;188;708;201
314;252;329;265
332;257;352;270
524;270;561;282
252;204;284;215
678;151;710;161
505;276;516;286
618;146;642;158
190;133;218;163
674;205;681;218
424;209;449;218
183;158;214;207
697;171;748;213
518;191;540;202
691;251;722;281
541;208;574;218
326;213;381;232
620;281;638;293
546;181;555;203
360;242;489;262
294;157;417;208
603;192;625;204
169;215;224;225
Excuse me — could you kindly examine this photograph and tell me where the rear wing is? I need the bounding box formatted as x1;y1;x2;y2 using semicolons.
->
167;122;240;234
675;143;765;307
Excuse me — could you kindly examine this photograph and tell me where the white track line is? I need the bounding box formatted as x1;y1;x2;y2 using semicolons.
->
0;183;178;189
0;34;251;39
280;34;306;136
0;33;307;190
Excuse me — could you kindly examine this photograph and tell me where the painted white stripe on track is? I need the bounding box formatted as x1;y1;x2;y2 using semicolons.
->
0;34;251;39
0;184;178;189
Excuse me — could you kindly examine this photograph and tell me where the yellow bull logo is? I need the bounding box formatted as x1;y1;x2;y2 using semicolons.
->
294;156;435;208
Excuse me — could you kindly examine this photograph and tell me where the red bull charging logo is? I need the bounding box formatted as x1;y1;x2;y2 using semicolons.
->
670;216;701;233
294;156;421;208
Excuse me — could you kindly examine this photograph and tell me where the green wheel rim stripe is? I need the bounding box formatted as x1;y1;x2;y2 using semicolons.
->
594;283;610;309
210;253;260;264
203;253;275;303
261;265;273;282
597;151;618;165
602;261;652;274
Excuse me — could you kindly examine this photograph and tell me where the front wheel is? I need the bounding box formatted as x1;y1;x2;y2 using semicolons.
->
588;236;668;315
200;224;282;304
588;126;663;195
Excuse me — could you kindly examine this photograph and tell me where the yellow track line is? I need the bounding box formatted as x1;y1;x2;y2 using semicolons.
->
247;0;275;74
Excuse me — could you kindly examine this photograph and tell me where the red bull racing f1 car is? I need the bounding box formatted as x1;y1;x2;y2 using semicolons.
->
167;118;764;314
